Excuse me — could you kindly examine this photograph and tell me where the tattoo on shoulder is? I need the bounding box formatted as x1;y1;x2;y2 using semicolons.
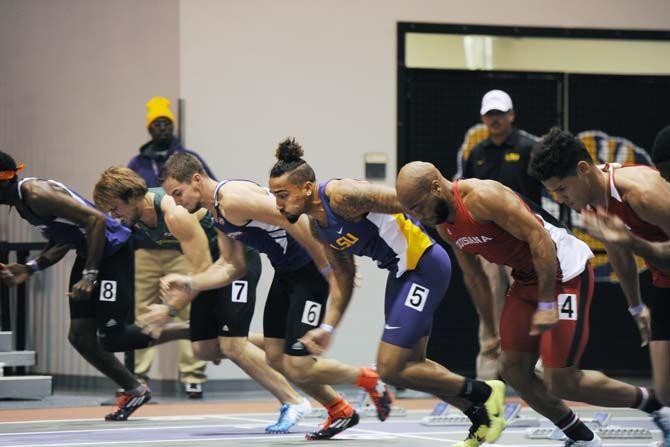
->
334;182;401;218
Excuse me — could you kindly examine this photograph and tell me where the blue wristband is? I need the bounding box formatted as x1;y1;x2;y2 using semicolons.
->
628;303;645;316
537;301;557;311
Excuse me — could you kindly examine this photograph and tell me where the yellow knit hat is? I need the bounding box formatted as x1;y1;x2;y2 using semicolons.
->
145;96;176;128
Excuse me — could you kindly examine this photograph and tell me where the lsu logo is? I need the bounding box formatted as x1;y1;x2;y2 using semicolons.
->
330;233;359;251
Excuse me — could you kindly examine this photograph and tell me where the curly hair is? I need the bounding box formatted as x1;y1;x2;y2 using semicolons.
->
529;127;594;181
269;137;315;184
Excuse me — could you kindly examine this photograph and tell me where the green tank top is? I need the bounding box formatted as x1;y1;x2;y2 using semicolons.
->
135;188;219;257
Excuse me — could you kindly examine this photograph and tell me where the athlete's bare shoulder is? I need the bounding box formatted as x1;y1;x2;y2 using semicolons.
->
617;165;670;203
218;180;275;225
460;179;517;222
218;180;266;208
22;179;69;208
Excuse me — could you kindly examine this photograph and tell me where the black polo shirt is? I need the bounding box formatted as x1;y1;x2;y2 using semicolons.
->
463;128;543;205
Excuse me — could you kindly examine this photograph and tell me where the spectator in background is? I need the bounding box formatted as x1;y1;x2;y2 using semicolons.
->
652;124;670;181
128;96;216;187
128;97;210;398
454;90;543;380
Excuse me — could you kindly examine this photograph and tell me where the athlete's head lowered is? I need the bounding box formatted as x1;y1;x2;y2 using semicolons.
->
93;167;148;226
0;150;23;205
396;161;451;226
529;127;598;211
160;152;209;213
268;137;316;224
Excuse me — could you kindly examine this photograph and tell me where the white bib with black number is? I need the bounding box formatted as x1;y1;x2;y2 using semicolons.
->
301;300;322;327
404;283;429;312
558;294;577;320
231;280;248;303
99;280;117;302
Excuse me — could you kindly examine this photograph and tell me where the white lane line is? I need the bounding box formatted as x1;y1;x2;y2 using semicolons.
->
0;421;271;437
0;434;308;447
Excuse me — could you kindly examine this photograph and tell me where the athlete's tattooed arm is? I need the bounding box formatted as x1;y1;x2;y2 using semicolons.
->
328;179;404;220
298;218;357;355
310;217;356;321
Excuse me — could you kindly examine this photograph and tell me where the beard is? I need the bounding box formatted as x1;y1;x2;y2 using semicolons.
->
433;198;450;225
283;211;301;224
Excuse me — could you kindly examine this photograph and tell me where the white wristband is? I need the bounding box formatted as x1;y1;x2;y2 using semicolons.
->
319;323;334;333
26;259;41;274
628;303;645;316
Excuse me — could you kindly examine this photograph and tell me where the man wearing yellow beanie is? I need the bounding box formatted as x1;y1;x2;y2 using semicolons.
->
127;96;216;398
128;96;215;187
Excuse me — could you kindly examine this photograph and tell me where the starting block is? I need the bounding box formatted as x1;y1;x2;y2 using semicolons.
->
526;412;652;440
421;402;539;427
308;389;407;419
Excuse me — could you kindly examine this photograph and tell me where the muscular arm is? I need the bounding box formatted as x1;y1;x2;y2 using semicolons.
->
626;183;670;271
436;226;497;339
32;240;73;270
627;237;670;270
187;230;247;292
162;196;213;274
604;242;642;308
328;179;404;220
309;217;356;328
469;185;557;304
24;181;107;271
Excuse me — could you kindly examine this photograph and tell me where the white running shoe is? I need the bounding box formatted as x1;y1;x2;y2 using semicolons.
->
265;397;312;433
563;433;602;446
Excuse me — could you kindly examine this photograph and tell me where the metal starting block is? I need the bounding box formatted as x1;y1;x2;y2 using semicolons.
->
526;412;652;440
421;402;539;427
307;389;406;419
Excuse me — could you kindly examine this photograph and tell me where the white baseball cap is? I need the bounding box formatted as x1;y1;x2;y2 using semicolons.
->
480;89;513;115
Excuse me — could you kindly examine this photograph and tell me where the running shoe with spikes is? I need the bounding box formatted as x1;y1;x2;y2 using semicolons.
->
265;398;311;434
652;408;670;447
306;410;359;440
105;385;151;421
365;378;394;421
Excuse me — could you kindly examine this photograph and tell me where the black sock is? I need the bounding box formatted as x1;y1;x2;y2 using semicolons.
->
458;379;492;405
633;387;663;414
464;405;490;425
557;410;594;442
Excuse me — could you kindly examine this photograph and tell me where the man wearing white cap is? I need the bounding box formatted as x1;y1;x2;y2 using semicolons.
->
457;89;543;380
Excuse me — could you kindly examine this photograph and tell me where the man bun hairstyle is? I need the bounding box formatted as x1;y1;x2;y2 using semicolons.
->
529;127;594;181
270;137;315;184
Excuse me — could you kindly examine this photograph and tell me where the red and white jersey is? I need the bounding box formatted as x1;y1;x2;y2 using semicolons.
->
604;163;670;287
441;181;593;286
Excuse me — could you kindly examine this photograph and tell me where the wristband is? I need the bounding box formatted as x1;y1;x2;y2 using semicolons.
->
628;303;645;316
166;303;178;318
183;276;193;293
26;259;42;274
319;323;334;333
82;269;99;281
537;301;557;311
320;265;333;277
